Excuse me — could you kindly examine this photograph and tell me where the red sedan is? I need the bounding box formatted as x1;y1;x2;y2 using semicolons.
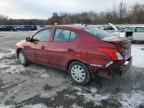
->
16;25;132;85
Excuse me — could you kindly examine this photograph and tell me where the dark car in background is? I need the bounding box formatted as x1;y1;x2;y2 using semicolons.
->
0;25;37;31
16;25;132;85
15;25;37;31
0;25;16;31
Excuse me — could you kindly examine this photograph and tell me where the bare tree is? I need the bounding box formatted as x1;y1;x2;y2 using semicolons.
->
62;15;71;24
119;1;127;18
130;3;144;23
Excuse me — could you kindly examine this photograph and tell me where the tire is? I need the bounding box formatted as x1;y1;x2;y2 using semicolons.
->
68;61;92;85
18;50;28;66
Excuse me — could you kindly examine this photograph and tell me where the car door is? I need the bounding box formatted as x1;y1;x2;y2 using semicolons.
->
48;28;80;69
23;40;36;62
133;27;144;41
31;28;52;64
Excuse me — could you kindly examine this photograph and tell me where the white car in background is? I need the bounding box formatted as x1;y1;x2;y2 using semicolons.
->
126;26;144;42
76;23;144;42
105;23;144;42
107;23;126;37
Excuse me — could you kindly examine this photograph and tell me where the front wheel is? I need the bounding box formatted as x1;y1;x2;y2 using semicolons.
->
18;50;28;66
68;61;92;85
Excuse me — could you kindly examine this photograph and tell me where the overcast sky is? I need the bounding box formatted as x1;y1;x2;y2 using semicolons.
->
0;0;143;19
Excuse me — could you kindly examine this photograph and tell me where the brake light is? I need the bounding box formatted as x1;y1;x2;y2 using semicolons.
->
98;48;123;61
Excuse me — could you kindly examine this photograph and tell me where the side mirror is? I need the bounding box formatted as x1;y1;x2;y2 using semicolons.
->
26;37;31;42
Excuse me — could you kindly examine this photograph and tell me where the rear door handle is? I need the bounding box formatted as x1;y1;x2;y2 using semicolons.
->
41;46;45;49
68;48;74;52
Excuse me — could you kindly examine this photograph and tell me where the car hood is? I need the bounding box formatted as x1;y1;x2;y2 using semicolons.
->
16;40;26;46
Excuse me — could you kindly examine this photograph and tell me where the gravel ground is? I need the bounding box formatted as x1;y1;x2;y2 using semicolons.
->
0;31;144;108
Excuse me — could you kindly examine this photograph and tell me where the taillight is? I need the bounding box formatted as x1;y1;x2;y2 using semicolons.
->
98;48;123;61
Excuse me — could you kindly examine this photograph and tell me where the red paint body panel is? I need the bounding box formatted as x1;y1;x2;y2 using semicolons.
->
16;25;132;78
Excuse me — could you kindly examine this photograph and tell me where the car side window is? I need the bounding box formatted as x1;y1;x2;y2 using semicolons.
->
127;27;135;32
136;27;144;32
53;29;79;42
33;29;51;41
53;29;70;42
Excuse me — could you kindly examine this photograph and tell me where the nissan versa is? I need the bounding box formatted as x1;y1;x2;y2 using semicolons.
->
16;25;132;85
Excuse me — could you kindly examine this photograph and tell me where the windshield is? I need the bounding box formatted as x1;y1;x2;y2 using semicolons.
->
84;27;113;39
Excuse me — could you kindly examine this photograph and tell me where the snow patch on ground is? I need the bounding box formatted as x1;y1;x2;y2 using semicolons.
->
40;72;50;78
72;103;83;108
0;49;15;59
0;49;26;74
0;103;48;108
2;64;26;74
75;87;109;105
0;104;15;108
75;86;144;107
0;49;50;78
118;90;144;108
21;104;48;108
131;45;144;68
0;53;6;59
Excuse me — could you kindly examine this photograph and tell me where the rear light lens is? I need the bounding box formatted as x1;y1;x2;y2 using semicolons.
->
116;52;123;60
98;48;123;61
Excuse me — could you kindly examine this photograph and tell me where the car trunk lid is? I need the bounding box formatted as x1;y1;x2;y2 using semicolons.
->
103;37;131;60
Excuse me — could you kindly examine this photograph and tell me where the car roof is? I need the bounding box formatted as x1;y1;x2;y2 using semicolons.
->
127;25;144;28
42;25;88;31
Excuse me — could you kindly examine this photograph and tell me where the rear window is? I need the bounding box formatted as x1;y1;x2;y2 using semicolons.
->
53;29;79;42
84;27;113;39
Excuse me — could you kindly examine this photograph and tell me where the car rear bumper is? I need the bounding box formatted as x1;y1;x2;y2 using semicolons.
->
112;57;132;75
90;57;132;78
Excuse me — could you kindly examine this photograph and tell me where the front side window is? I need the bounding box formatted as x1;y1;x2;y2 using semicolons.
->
53;29;79;42
33;29;51;41
136;27;144;32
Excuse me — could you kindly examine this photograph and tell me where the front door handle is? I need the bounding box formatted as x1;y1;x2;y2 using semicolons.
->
68;48;74;52
41;46;45;49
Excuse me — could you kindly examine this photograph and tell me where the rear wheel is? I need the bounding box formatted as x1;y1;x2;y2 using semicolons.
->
18;50;28;66
68;61;91;85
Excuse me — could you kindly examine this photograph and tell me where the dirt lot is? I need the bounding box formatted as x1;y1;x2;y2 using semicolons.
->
0;32;144;108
